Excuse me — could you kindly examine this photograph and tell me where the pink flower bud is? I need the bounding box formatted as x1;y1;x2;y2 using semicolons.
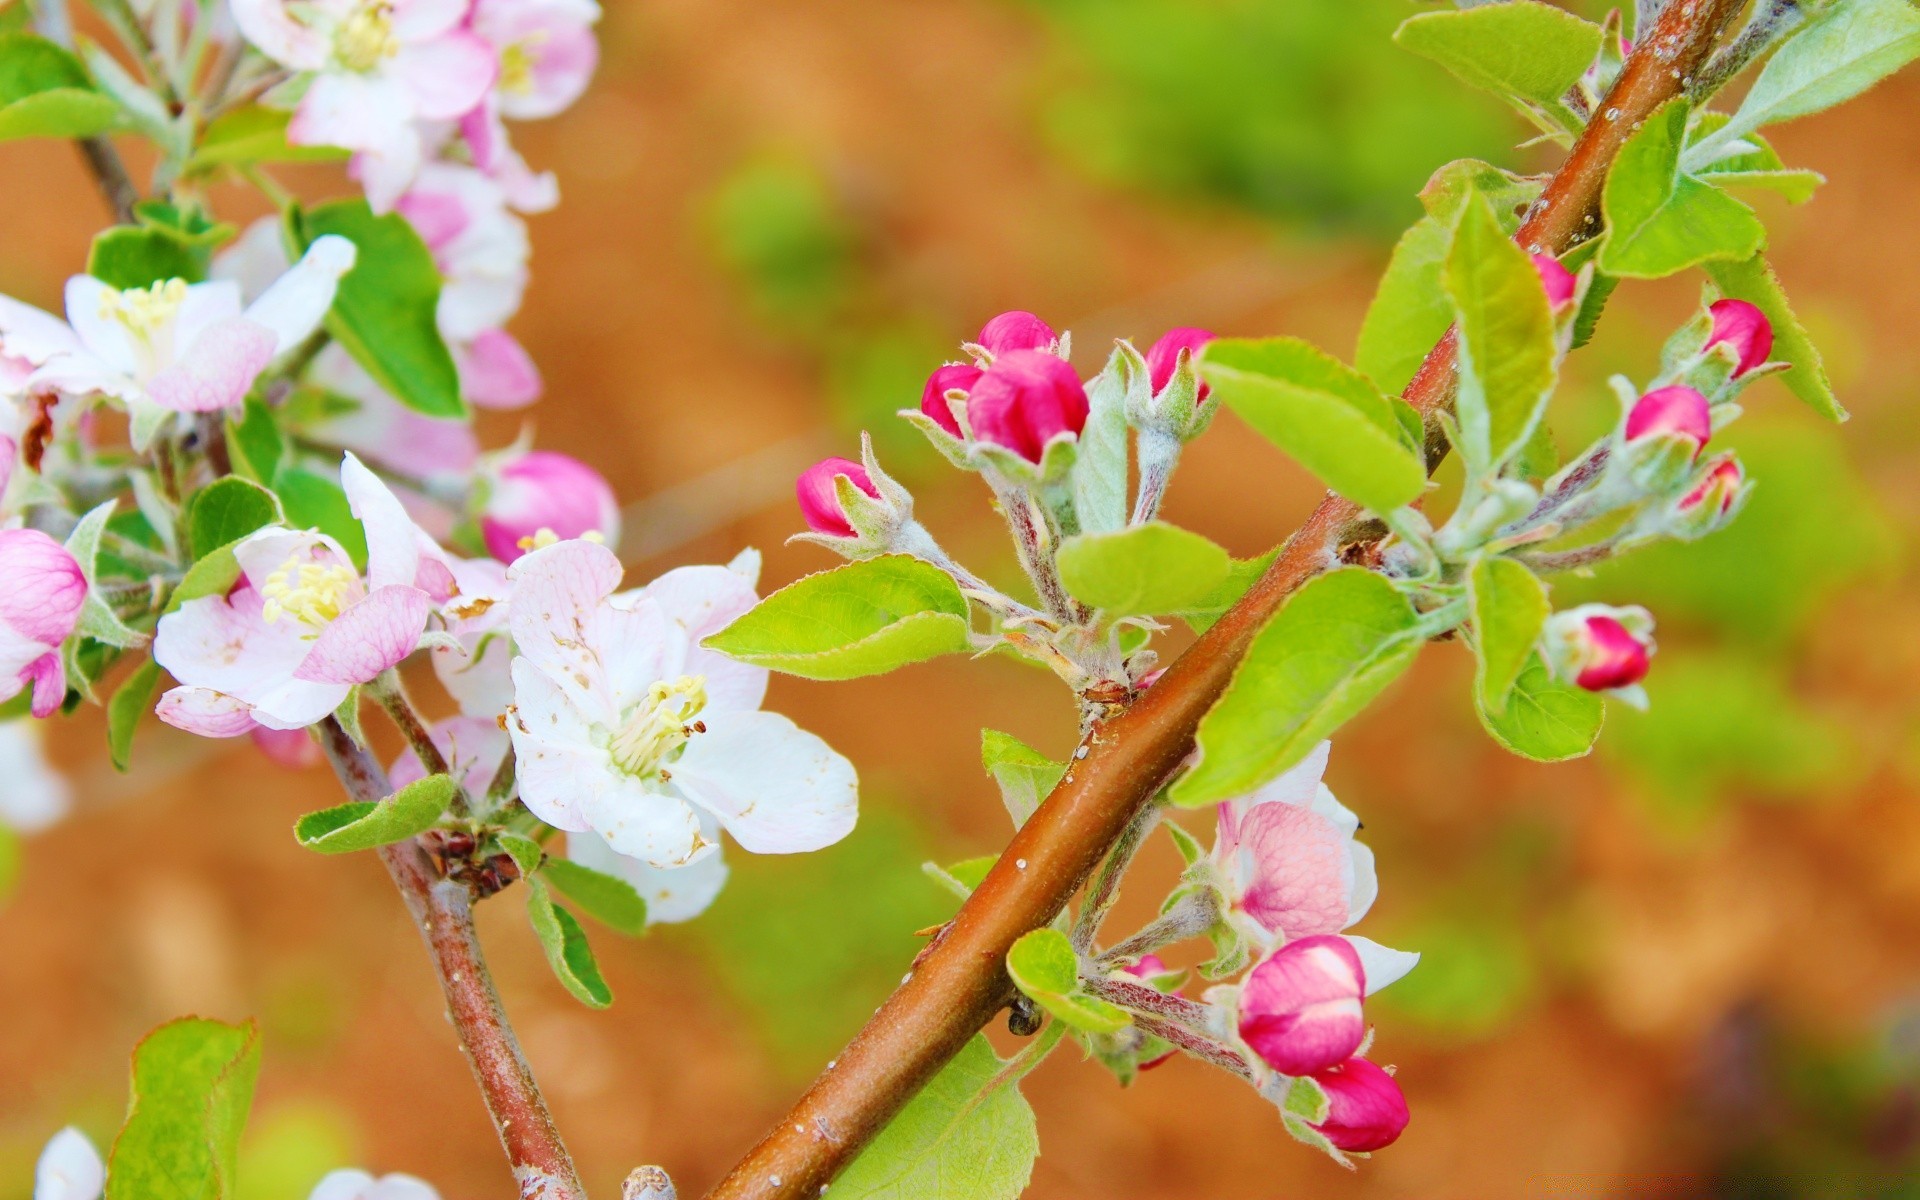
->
976;310;1057;356
1146;327;1215;399
1625;385;1711;452
1678;455;1744;517
0;530;86;718
1238;934;1366;1076
1706;299;1773;377
918;363;983;438
1309;1057;1410;1153
251;725;323;769
1119;953;1170;980
1573;615;1651;691
795;456;880;538
480;451;622;564
1530;253;1578;310
965;349;1090;463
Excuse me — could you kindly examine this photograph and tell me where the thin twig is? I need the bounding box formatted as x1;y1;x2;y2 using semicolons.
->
316;719;587;1200
33;0;140;224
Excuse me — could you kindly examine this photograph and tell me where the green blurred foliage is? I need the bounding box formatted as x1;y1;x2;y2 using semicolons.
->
823;319;952;466
702;156;859;341
235;1100;361;1200
682;803;953;1079
1372;907;1536;1040
1017;0;1517;236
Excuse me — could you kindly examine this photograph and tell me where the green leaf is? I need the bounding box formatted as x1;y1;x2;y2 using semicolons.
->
108;657;163;773
1171;568;1423;807
980;729;1063;827
227;398;285;484
292;774;453;853
292;200;464;418
170;545;243;609
274;468;368;571
832;1035;1039;1200
1175;549;1278;635
189;105;349;171
0;33;118;141
1202;337;1427;516
186;477;282;559
541;858;649;935
1469;556;1549;716
1600;99;1765;280
105;1017;261;1200
1072;342;1141;536
703;555;973;680
1703;253;1845;422
525;877;613;1008
1006;928;1132;1034
1446;191;1556;469
1476;654;1603;761
1056;521;1231;616
1394;1;1603;133
66;501;146;650
1698;0;1920;162
88;226;206;289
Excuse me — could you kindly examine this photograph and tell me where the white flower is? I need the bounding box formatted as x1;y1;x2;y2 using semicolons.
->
309;1168;441;1200
506;539;857;869
34;1128;103;1200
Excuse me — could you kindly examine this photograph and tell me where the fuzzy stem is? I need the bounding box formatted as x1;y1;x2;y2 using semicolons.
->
1069;799;1160;953
1131;1013;1254;1084
316;719;586;1200
699;5;1746;1196
1095;888;1220;966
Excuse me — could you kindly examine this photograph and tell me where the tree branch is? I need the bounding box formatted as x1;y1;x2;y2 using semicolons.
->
700;3;1746;1196
33;0;141;224
317;719;587;1200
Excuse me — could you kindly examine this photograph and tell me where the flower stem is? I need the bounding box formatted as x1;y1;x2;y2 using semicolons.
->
1070;799;1161;954
316;719;587;1200
32;0;139;224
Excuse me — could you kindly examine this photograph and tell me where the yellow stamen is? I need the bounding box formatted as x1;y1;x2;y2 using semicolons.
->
335;2;399;72
98;279;188;339
608;675;708;779
261;554;359;627
499;34;548;95
517;528;606;551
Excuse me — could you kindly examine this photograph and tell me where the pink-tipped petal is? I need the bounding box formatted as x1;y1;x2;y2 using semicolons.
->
1309;1057;1410;1152
157;686;261;738
976;310;1057;355
0;529;88;646
794;457;877;538
340;451;425;592
1706;299;1773;376
1237;802;1356;940
1238;935;1367;1076
917;363;982;437
1145;326;1215;398
480;450;621;563
243;235;357;354
22;653;65;718
293;585;431;684
146;317;277;413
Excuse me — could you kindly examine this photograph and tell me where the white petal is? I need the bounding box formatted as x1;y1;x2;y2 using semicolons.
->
0;293;82;365
569;818;729;925
244;235;357;356
228;0;330;68
580;776;706;869
506;656;601;832
506;538;629;719
0;722;70;832
340;451;421;591
63;276;139;375
1242;739;1331;809
35;1127;104;1200
249;677;351;730
171;280;245;353
643;563;767;712
1344;841;1378;928
671;710;857;855
1345;934;1420;996
432;632;513;718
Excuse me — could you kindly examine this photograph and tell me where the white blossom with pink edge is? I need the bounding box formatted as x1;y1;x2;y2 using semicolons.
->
470;0;600;122
0;529;88;718
230;0;497;212
505;539;858;869
33;1128;103;1200
1210;741;1418;995
153;453;446;734
0;236;357;450
308;1169;441;1200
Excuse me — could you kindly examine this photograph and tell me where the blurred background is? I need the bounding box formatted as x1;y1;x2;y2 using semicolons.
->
5;1;1920;1196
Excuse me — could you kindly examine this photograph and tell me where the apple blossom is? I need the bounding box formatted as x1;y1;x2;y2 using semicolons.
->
1705;298;1773;377
1625;385;1712;453
390;713;510;795
304;344;482;485
0;529;88;718
504;538;857;869
1237;934;1367;1076
1145;326;1214;401
966;349;1089;464
1530;252;1578;309
308;1169;442;1200
480;449;621;563
975;310;1058;357
154;454;443;734
394;163;533;373
0;721;72;832
918;362;983;438
468;0;601;121
34;1128;102;1200
230;0;497;211
569;822;732;925
794;456;879;539
1543;605;1655;695
1308;1057;1410;1153
0;237;357;445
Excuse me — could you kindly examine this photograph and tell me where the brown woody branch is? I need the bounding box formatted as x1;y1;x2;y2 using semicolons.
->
701;3;1746;1197
317;719;588;1200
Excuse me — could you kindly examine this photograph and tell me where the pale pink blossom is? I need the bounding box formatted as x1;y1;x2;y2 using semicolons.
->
1237;934;1366;1077
231;0;497;211
0;529;87;718
505;539;857;869
480;449;620;562
468;0;600;121
154;454;440;734
305;343;481;484
251;724;325;769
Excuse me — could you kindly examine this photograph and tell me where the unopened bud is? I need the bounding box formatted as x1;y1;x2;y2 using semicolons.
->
1625;385;1711;452
1309;1057;1410;1153
1238;935;1366;1076
976;310;1059;357
918;362;983;439
1706;299;1773;377
966;349;1089;465
1530;253;1577;310
480;450;621;564
1544;604;1655;694
795;456;880;538
1145;327;1215;402
1661;453;1748;541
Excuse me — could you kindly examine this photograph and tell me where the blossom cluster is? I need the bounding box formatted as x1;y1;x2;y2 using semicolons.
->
34;1127;439;1200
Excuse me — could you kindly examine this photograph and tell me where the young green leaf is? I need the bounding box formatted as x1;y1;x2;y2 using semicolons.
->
107;657;163;773
88;226;206;289
1005;927;1132;1034
1202;337;1427;517
1469;556;1550;715
274;467;369;571
0;33;119;141
105;1017;261;1200
1703;253;1845;422
1171;568;1424;807
542;857;649;935
1476;654;1604;761
1600;99;1765;280
66;501;146;650
1175;548;1279;635
1056;521;1232;616
1691;0;1920;167
1446;191;1556;470
1393;1;1603;134
1072;342;1142;536
525;876;613;1008
832;1034;1039;1200
169;545;244;610
703;555;973;680
189;105;349;172
292;773;454;853
186;477;282;559
292;199;464;418
980;729;1064;827
226;397;286;484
